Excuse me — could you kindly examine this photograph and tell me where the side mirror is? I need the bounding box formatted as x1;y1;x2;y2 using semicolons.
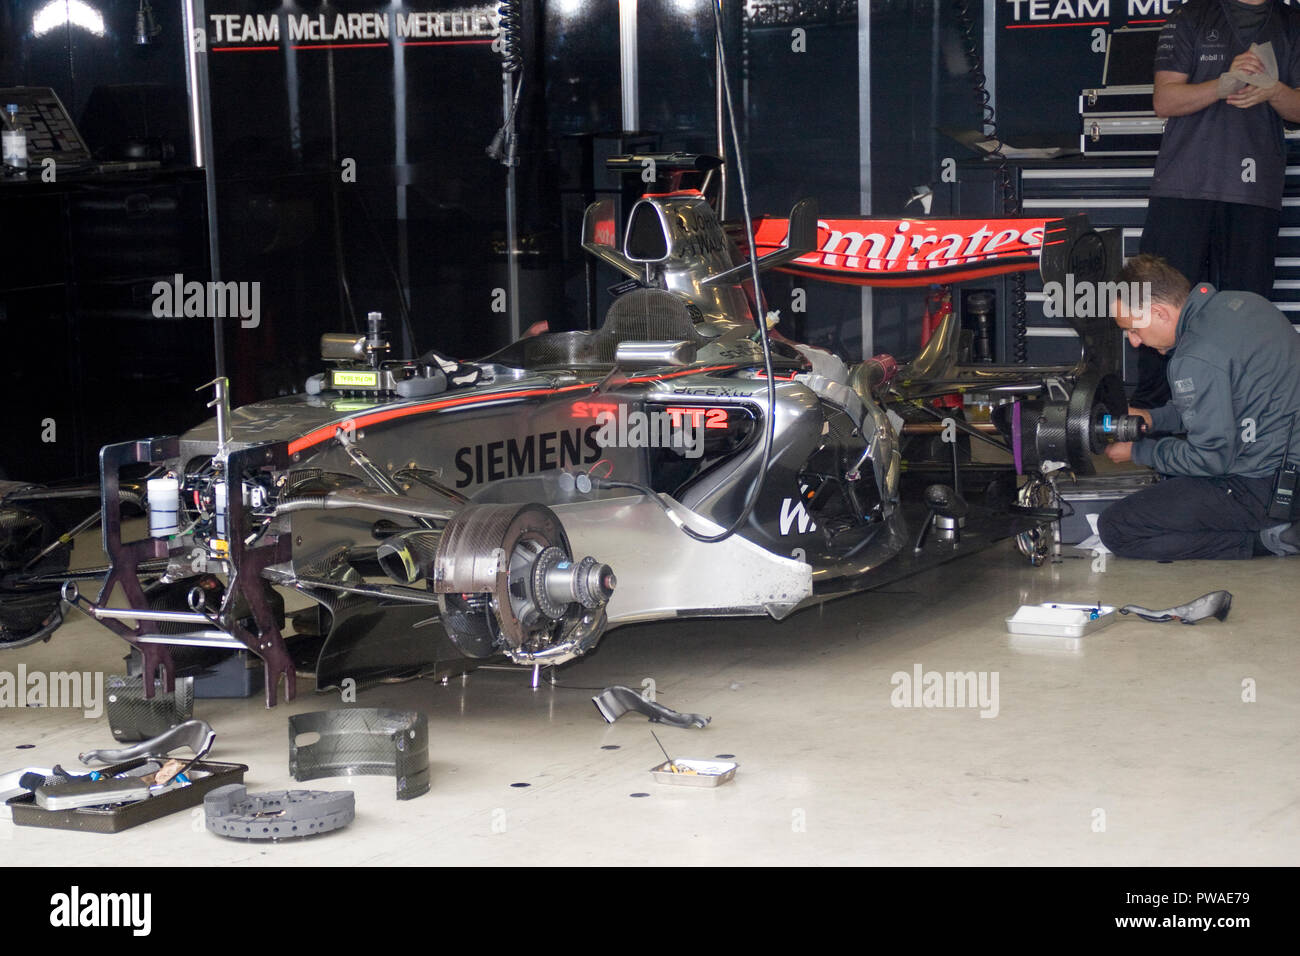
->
622;200;671;264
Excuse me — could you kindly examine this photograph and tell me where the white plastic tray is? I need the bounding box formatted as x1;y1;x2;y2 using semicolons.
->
1005;602;1116;638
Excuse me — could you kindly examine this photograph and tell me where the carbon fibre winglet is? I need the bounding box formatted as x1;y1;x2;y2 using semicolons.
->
79;719;215;765
703;198;819;286
1118;590;1233;624
592;685;710;729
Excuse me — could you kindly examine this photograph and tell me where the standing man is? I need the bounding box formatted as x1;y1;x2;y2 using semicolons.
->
1098;255;1300;560
1135;0;1300;407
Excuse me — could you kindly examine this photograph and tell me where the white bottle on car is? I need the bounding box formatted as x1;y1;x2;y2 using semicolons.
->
2;104;28;170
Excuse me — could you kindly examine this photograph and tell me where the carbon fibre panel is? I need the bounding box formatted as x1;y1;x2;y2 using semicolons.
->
289;708;430;800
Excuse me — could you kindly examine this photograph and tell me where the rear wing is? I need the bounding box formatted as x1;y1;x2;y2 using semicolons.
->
730;213;1120;290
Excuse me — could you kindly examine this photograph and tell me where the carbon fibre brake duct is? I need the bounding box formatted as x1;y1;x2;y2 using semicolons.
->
289;709;430;800
79;719;216;766
592;685;710;729
1118;590;1233;624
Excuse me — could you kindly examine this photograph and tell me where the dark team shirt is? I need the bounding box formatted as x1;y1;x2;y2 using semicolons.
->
1135;283;1300;476
1151;0;1300;209
1228;0;1270;35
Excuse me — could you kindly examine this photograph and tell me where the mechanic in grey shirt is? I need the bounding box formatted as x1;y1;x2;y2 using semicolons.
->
1134;0;1300;406
1098;255;1300;560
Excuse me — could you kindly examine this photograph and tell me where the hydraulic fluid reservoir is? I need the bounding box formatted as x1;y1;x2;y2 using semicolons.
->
147;477;180;538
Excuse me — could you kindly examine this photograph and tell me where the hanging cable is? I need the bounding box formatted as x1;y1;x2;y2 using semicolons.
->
488;0;524;341
953;0;1028;362
595;0;777;546
486;1;524;167
343;188;418;358
666;0;778;544
498;0;522;71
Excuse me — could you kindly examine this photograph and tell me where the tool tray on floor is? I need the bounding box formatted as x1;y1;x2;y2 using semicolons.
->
5;758;247;834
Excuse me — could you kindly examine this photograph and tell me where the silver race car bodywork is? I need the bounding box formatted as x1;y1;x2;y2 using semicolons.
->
1;154;1125;706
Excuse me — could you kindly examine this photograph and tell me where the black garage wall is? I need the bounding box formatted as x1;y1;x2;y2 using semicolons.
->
0;0;192;149
995;0;1179;146
202;0;518;406
0;0;204;481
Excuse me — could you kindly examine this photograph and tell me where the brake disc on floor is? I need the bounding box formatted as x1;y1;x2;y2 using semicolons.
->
204;784;355;840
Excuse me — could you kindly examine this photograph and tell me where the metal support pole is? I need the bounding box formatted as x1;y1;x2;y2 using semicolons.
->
503;74;521;343
619;0;639;132
715;0;727;214
185;0;224;381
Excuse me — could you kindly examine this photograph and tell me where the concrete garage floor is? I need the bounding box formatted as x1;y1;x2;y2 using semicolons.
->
1;541;1297;866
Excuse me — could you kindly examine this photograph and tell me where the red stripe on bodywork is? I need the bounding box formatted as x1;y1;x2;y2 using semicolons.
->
287;383;592;455
286;366;743;456
625;364;738;383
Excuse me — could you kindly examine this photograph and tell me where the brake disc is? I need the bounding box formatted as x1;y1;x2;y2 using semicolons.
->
204;784;355;840
433;502;573;652
997;372;1128;475
1070;370;1127;458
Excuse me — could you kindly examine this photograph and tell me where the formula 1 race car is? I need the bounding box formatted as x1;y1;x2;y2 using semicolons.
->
0;153;1132;706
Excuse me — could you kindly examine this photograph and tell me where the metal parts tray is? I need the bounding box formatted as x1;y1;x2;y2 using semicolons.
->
650;758;738;788
5;759;247;834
